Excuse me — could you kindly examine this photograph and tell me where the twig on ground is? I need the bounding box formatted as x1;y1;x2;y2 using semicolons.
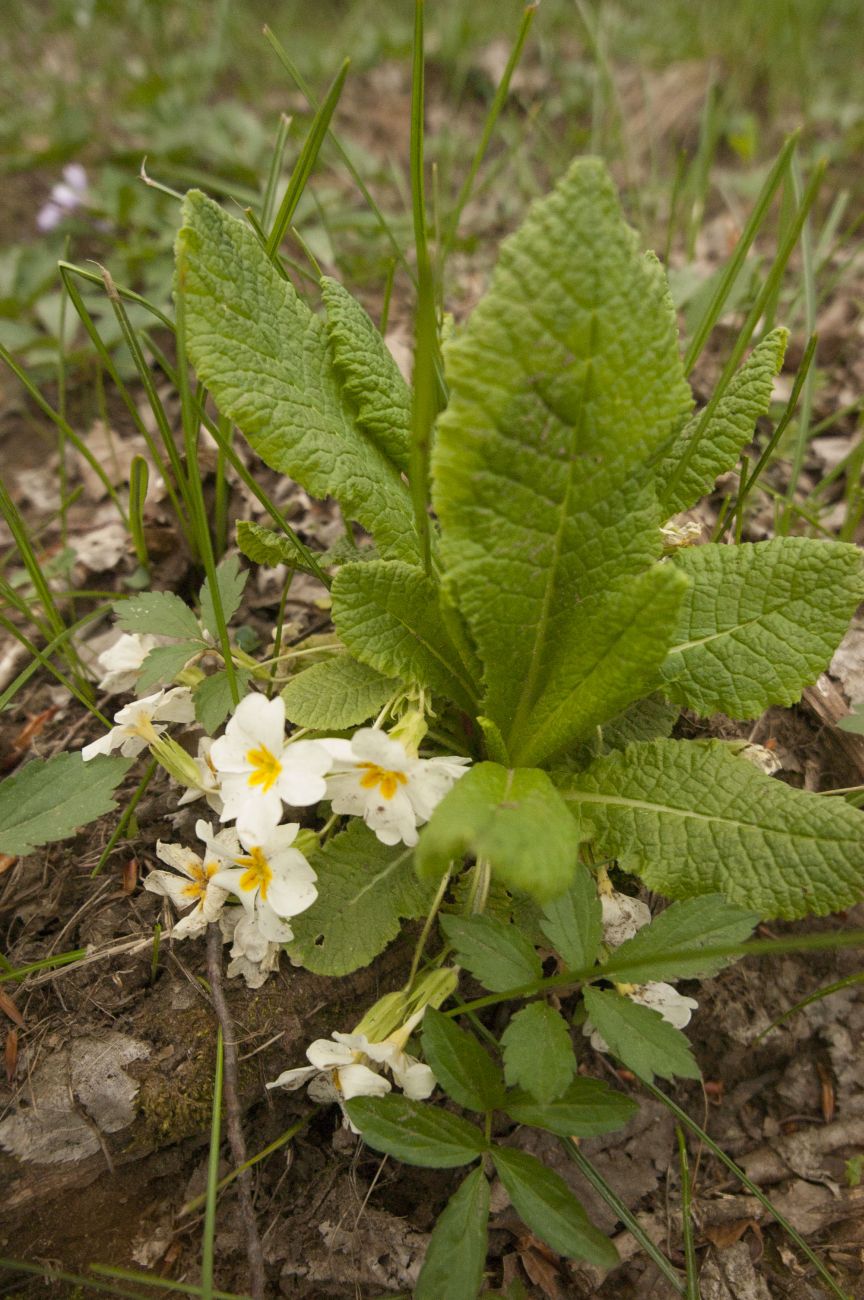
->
206;922;267;1300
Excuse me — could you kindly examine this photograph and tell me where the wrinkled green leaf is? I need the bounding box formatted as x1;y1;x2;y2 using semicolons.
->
491;1147;618;1268
510;565;689;767
288;821;434;976
193;669;252;735
438;914;542;992
659;327;788;515
281;656;396;730
331;560;478;711
434;158;691;745
113;590;201;642
501;1002;577;1103
566;738;864;919
540;866;603;972
582;986;700;1082
346;1095;487;1167
199;554;248;641
662;538;864;718
177;192;418;562
0;753;133;856
415;1167;490;1300
608;895;758;983
505;1078;638;1137
321;276;411;472
422;1008;505;1112
417;762;580;901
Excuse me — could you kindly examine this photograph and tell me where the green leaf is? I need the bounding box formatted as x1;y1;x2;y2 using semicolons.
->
112;590;201;642
582;986;700;1083
433;158;691;745
136;642;201;693
415;1167;490;1300
346;1095;487;1168
540;866;602;971
193;669;252;735
235;519;317;575
177;192;418;562
421;1008;505;1112
331;560;477;711
417;763;580;901
601;694;680;751
505;1078;638;1137
662;538;864;718
609;895;758;983
491;1147;618;1268
509;565;689;767
565;738;864;919
659;327;788;515
199;554;247;641
321;276;411;473
438;914;542;992
0;753;133;856
839;703;864;735
287;821;434;976
501;1002;577;1103
281;655;396;730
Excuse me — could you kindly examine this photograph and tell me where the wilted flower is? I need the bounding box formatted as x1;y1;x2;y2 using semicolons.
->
81;687;195;761
220;907;282;988
197;817;317;943
600;889;652;948
585;881;699;1053
96;632;159;694
585;982;699;1054
144;840;228;938
209;693;331;837
320;727;469;846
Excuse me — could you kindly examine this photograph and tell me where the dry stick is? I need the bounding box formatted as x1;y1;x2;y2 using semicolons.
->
206;924;266;1300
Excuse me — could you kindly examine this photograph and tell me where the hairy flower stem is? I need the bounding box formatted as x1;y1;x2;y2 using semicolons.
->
205;924;266;1300
405;868;452;991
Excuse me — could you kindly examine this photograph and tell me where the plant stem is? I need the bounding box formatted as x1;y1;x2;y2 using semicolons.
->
206;924;266;1300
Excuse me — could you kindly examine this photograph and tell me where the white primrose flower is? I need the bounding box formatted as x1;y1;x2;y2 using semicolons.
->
339;1009;436;1100
143;841;228;938
209;693;331;837
267;1037;391;1131
196;817;317;943
320;727;469;847
36;163;90;232
96;632;159;694
219;907;282;988
81;687;195;761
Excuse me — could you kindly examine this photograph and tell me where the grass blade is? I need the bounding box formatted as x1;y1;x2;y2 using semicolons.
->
683;133;798;375
409;0;436;576
563;1141;685;1293
644;1082;849;1300
202;1026;225;1298
676;1126;699;1299
266;58;350;258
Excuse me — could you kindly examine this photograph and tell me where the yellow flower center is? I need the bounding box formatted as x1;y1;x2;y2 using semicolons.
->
181;860;219;900
236;845;273;900
357;762;408;801
245;744;282;793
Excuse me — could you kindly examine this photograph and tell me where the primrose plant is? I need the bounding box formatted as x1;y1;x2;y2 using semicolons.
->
4;157;863;1292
